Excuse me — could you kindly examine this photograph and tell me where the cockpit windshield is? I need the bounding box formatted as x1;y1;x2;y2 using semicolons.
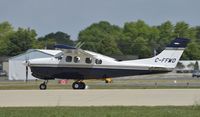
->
55;53;64;60
55;55;63;60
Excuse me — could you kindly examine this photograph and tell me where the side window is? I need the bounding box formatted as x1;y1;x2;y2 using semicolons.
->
95;59;102;64
66;56;72;62
74;56;80;63
85;57;92;64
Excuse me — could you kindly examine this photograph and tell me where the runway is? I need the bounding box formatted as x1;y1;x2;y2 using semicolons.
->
0;89;200;107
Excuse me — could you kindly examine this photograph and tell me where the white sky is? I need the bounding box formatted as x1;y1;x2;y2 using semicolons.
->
0;0;199;40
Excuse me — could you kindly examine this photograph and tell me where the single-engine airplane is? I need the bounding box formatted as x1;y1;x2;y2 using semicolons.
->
26;38;189;90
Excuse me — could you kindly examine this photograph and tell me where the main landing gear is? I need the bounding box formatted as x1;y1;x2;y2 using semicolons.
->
39;80;48;90
39;80;86;90
72;81;86;89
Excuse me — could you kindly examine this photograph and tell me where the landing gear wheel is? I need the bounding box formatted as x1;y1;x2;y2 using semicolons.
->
80;82;86;89
72;81;86;89
72;82;79;89
39;83;47;90
39;80;48;90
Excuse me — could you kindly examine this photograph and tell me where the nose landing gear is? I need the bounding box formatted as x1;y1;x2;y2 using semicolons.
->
39;80;48;90
72;81;86;89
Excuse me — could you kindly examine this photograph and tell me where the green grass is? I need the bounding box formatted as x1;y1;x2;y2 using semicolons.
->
1;79;200;90
0;106;200;117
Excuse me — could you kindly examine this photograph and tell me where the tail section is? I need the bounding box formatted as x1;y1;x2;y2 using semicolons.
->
123;38;190;68
151;38;190;68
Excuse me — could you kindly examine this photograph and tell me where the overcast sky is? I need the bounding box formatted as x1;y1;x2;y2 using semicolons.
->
0;0;199;39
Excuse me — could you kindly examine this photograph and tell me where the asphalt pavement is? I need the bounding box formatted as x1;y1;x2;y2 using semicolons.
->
0;89;200;107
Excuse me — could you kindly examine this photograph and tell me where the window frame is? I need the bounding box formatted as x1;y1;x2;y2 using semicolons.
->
85;57;92;64
74;56;81;63
65;56;72;62
95;59;102;64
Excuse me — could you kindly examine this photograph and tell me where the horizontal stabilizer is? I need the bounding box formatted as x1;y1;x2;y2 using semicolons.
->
167;38;190;48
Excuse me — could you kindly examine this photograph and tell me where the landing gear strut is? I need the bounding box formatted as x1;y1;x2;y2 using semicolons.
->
72;81;86;89
39;80;48;90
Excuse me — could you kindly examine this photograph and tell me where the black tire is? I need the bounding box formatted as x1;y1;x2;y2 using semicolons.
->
80;82;86;89
72;82;80;89
72;82;86;89
39;83;47;90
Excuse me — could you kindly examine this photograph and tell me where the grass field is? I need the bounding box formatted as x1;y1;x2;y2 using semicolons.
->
1;73;200;90
0;106;200;117
1;79;200;90
1;77;200;90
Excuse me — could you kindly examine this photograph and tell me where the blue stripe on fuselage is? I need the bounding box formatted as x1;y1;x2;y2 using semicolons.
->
30;66;170;80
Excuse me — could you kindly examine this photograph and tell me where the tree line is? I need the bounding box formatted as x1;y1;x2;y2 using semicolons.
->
0;21;73;56
0;20;200;60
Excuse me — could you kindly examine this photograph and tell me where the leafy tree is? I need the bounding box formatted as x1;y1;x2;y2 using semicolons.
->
173;22;198;60
174;21;196;40
131;37;151;58
157;21;174;52
158;21;174;39
195;26;200;42
6;28;37;56
116;36;132;55
36;38;57;49
147;26;160;56
78;21;122;55
0;21;14;56
123;20;159;57
0;20;200;60
78;20;200;59
0;22;38;56
123;20;151;40
183;42;200;60
0;21;13;37
98;38;122;55
37;31;74;49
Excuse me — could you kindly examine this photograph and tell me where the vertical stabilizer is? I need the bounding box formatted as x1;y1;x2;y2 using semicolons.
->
123;38;190;68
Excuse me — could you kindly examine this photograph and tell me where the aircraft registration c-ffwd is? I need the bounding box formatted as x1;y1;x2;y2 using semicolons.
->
25;38;190;90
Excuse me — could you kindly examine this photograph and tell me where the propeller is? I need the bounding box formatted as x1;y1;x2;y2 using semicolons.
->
25;61;28;83
25;54;29;83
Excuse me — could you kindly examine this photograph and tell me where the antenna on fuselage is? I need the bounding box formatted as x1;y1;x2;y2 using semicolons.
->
75;42;85;49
